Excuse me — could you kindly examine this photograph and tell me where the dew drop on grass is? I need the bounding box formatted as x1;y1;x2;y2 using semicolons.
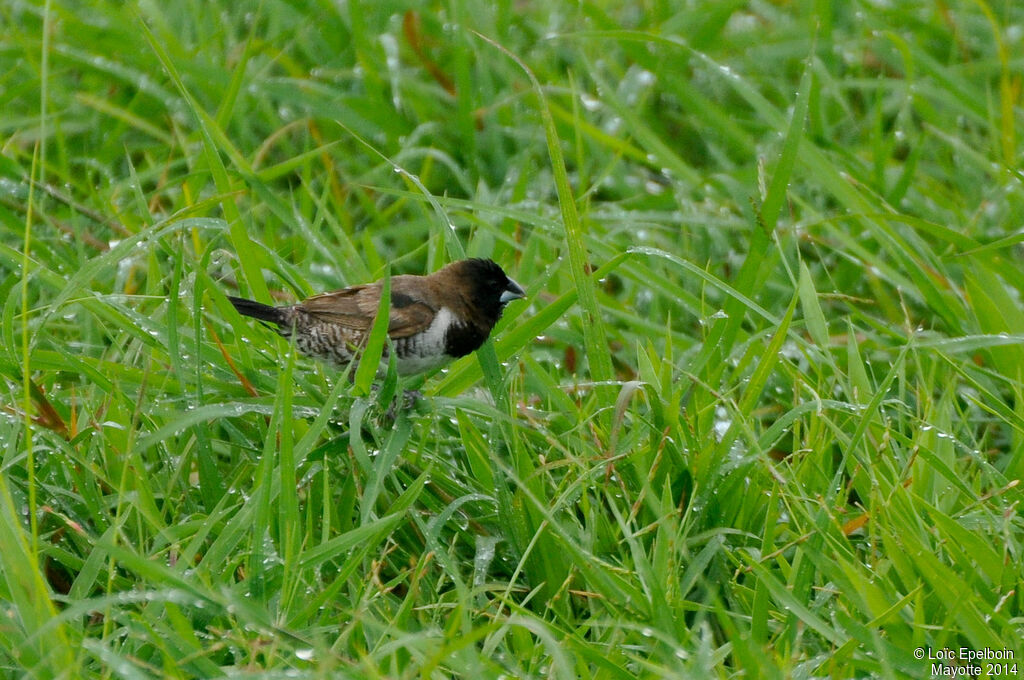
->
380;33;399;71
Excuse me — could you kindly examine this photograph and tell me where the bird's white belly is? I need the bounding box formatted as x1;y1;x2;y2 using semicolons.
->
386;306;457;376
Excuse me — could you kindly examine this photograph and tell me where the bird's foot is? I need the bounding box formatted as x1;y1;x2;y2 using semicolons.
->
383;388;424;420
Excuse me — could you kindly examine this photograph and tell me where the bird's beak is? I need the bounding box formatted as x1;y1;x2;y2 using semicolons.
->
500;278;526;304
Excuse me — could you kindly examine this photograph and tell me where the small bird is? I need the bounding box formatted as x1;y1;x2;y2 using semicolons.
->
228;258;525;376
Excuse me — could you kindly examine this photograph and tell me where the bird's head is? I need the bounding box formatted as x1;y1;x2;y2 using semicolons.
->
448;258;525;323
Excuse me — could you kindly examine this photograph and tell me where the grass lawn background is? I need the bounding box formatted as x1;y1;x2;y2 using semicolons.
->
2;0;1023;677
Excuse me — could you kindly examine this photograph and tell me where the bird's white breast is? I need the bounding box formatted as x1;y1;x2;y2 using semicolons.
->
387;306;459;375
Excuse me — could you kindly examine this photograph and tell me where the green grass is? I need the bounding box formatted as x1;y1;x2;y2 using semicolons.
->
2;0;1023;677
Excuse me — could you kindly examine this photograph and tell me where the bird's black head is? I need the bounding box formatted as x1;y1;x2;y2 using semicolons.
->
454;258;525;324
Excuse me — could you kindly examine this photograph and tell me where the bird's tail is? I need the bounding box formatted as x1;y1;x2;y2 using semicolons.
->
227;296;287;326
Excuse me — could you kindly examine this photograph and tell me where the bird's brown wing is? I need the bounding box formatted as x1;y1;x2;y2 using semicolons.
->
298;282;437;338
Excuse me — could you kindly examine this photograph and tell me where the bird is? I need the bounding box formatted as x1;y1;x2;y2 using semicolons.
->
227;258;525;376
